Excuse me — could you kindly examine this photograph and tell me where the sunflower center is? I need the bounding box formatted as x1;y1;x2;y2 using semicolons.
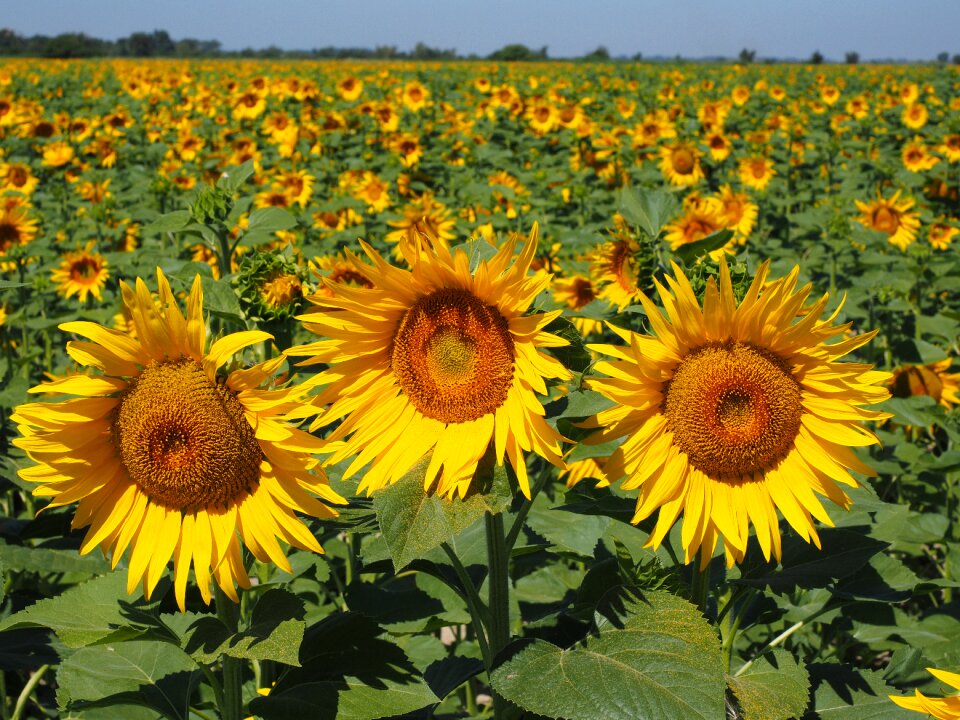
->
672;148;695;174
0;223;18;247
662;342;802;478
391;287;514;423
872;207;899;234
70;258;98;281
112;358;261;510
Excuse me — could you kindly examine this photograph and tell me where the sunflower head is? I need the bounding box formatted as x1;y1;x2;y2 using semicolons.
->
13;268;343;611
289;223;571;499
51;243;109;303
235;249;306;322
585;259;891;567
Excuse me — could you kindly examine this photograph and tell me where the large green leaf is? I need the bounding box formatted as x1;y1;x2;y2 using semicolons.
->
0;542;109;575
738;529;887;593
251;613;439;720
174;589;305;665
57;640;199;720
727;649;810;720
490;590;725;720
374;456;512;571
805;663;914;719
618;186;679;239
0;572;165;647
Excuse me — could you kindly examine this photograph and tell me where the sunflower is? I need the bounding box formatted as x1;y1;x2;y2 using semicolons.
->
704;131;732;161
0;201;38;256
716;185;758;242
0;162;39;196
583;259;890;567
591;235;641;310
12;269;344;610
51;244;109;303
902;138;939;173
386;194;457;258
337;76;363;102
738;156;777;191
309;252;376;300
288;224;570;499
940;133;960;163
41;141;75;168
664;200;730;259
553;274;604;337
402;81;430;112
890;667;960;719
889;358;959;409
929;222;958;250
855;191;921;251
660;142;704;187
902;102;928;130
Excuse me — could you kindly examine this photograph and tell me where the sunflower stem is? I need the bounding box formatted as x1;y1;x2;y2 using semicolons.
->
215;586;244;720
11;664;48;720
689;551;711;616
440;542;492;669
504;463;551;552
485;511;517;720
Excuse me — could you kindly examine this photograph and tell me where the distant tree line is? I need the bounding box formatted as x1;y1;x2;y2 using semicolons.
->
1;29;958;63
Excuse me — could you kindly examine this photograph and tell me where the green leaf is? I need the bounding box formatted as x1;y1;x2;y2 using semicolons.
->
0;280;29;289
248;208;298;233
199;276;243;320
143;210;191;235
671;228;735;265
217;160;255;191
727;649;810;720
252;613;440;720
374;456;512;571
490;589;725;720
806;663;914;718
177;589;305;666
881;396;943;428
57;640;198;720
526;495;611;557
0;572;165;648
542;315;593;374
0;543;109;576
739;529;887;593
619;186;679;239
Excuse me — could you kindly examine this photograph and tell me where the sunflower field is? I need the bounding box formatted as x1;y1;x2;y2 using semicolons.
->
0;57;959;720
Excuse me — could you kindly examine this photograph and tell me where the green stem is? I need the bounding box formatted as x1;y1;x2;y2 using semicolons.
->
721;589;757;672
485;511;516;719
200;665;224;716
689;551;711;616
440;542;492;669
11;664;49;720
215;586;243;720
504;464;551;552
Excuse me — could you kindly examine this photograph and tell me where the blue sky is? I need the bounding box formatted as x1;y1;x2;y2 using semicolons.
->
5;0;959;60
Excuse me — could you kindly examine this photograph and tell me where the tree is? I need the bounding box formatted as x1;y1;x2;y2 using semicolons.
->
937;51;949;63
488;43;546;61
845;51;859;64
738;48;756;63
582;45;610;61
810;50;824;64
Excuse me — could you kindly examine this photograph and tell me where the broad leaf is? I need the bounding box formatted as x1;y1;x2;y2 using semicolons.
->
619;186;679;239
728;649;810;720
374;456;512;571
251;613;440;720
805;663;914;719
0;572;165;647
57;640;199;720
490;589;725;720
